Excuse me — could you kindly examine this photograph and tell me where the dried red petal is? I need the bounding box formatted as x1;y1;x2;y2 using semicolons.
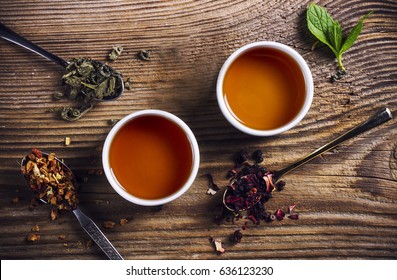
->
263;173;275;192
288;213;299;220
275;209;285;220
31;148;42;158
288;204;297;213
248;214;259;224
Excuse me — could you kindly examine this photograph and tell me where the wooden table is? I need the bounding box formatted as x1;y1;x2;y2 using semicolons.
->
1;0;396;260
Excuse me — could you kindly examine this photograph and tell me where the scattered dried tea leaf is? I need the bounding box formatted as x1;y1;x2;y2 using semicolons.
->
288;204;297;213
59;234;66;240
124;78;132;90
206;188;217;195
64;137;71;146
119;218;129;225
205;173;220;191
53;92;64;100
50;209;58;221
234;150;249;166
103;220;116;229
108;45;123;61
231;230;243;243
26;233;40;242
28;198;38;211
11;196;20;203
138;50;151;61
275;209;285;221
86;239;94;247
275;180;286;191
60;103;94;122
252;150;264;163
210;237;225;253
95;169;104;176
287;203;300;220
31;225;40;232
288;213;300;220
108;119;119;126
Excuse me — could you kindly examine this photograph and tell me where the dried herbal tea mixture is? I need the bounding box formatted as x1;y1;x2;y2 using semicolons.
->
214;150;299;250
21;148;78;215
62;57;123;102
224;151;284;219
224;150;297;222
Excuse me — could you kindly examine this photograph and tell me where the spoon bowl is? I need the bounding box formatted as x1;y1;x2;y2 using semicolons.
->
21;150;123;260
0;22;124;101
223;108;393;215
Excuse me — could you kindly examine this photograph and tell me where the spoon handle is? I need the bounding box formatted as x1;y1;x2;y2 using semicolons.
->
273;108;393;180
73;207;124;260
0;22;68;67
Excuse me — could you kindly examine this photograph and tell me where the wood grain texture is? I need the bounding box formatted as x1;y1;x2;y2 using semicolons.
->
0;0;396;259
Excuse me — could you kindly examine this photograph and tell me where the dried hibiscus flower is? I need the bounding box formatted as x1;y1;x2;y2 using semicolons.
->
275;209;285;220
224;161;276;217
223;150;296;226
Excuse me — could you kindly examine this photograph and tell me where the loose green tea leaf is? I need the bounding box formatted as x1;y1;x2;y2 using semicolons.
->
53;92;64;100
124;77;132;90
61;57;122;101
306;2;372;74
60;103;94;122
108;45;123;61
138;50;151;61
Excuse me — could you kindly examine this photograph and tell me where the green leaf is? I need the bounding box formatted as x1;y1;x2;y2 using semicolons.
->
306;2;338;56
340;11;373;54
328;20;343;53
306;2;372;73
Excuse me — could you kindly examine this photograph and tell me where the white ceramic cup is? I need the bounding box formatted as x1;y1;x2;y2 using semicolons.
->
216;41;314;136
102;110;200;206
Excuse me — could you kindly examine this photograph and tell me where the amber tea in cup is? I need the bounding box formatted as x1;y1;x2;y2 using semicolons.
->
217;41;313;136
102;110;200;206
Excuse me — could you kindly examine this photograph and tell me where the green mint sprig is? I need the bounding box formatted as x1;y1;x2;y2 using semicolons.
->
306;2;372;73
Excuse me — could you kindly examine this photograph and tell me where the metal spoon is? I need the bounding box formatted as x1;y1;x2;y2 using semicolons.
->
0;22;124;101
223;108;393;214
21;152;124;260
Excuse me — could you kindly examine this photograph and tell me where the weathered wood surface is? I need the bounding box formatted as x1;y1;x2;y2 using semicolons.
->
0;0;396;260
